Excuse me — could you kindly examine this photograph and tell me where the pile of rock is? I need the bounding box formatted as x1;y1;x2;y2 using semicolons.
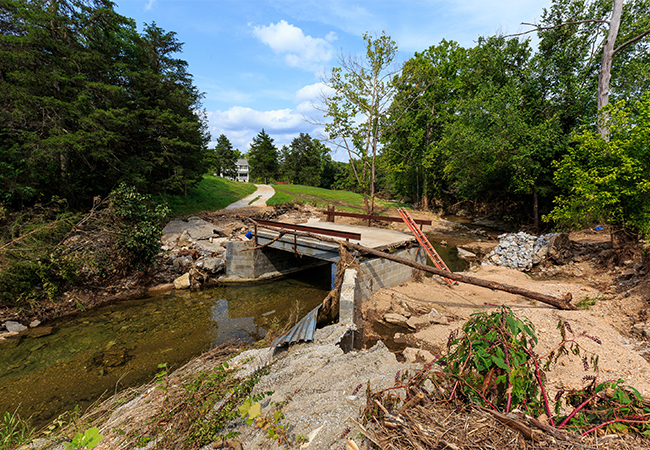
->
484;232;556;271
160;217;238;289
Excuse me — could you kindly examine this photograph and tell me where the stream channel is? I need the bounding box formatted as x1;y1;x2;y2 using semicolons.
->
0;228;478;429
0;266;330;428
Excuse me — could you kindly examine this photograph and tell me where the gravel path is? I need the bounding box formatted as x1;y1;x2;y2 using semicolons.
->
225;184;275;209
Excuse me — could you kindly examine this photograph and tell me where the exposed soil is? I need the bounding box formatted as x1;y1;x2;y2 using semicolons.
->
361;230;650;401
15;203;650;449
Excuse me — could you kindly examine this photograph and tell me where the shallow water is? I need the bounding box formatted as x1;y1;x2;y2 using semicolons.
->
0;266;330;427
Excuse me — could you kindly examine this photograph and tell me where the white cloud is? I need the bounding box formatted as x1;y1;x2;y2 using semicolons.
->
294;82;334;104
207;106;315;150
251;20;336;70
144;0;155;11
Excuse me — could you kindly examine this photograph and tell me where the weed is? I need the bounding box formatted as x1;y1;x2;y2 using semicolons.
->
363;307;650;441
63;427;102;449
137;361;272;449
155;363;169;393
239;397;306;447
0;408;34;450
576;295;600;310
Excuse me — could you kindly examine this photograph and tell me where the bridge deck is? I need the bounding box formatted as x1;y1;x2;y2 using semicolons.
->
256;221;416;261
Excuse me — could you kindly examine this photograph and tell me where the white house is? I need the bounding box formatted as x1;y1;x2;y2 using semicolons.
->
235;158;249;182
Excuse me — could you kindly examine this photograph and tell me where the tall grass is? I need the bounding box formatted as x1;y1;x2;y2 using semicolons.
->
1;409;34;450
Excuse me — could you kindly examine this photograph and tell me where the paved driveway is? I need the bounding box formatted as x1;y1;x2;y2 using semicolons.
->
225;184;275;209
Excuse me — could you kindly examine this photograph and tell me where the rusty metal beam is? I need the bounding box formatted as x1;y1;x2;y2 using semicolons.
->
253;219;361;240
320;210;432;226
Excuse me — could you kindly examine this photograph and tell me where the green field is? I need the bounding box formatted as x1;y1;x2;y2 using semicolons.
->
267;184;406;213
159;175;256;217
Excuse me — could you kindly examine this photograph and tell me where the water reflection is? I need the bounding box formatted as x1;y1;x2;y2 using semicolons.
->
211;299;266;344
0;266;329;427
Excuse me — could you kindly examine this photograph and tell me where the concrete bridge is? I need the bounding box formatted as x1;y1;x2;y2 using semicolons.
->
221;220;426;304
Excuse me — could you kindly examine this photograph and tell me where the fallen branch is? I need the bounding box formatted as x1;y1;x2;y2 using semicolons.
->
249;224;576;310
343;241;576;311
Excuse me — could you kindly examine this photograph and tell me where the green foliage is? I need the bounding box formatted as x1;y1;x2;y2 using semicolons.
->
134;361;271;449
279;133;331;187
63;427;102;450
324;31;400;214
160;175;256;217
557;378;650;436
248;130;279;184
0;199;81;307
546;96;650;236
442;307;542;413
110;184;169;269
206;135;240;179
0;1;209;208
239;397;304;447
1;408;34;450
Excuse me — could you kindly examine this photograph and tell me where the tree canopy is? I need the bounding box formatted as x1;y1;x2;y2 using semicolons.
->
247;129;278;184
0;0;209;208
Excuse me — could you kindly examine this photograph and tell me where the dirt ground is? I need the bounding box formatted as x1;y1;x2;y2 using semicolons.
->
20;204;650;449
362;237;650;401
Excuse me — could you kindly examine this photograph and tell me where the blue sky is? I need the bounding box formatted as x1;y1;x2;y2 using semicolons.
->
114;0;552;160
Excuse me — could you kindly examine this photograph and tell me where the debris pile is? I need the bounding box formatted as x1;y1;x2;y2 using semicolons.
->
485;232;556;271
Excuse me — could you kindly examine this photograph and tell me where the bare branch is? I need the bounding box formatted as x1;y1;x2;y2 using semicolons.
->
504;19;610;38
613;29;650;54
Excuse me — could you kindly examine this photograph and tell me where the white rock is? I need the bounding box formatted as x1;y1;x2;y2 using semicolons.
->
403;347;435;364
173;273;191;290
4;321;27;333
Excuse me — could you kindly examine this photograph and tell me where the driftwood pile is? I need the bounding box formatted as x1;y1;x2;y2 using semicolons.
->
358;366;650;450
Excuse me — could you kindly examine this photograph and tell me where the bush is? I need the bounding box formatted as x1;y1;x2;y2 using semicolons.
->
109;184;170;269
0;185;169;309
546;96;650;237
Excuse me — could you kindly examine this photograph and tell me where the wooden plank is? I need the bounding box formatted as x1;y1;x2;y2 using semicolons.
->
253;219;361;240
319;210;432;226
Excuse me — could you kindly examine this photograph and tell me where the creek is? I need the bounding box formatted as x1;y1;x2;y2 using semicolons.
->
0;266;330;428
0;225;481;430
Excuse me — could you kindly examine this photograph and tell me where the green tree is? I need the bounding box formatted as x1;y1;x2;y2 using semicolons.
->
0;1;209;206
382;40;467;208
322;31;400;215
526;0;650;139
248;129;278;184
546;96;650;237
439;37;563;228
207;134;239;179
279;133;329;186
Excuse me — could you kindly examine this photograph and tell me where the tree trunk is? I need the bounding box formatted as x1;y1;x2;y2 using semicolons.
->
597;0;623;141
345;241;576;310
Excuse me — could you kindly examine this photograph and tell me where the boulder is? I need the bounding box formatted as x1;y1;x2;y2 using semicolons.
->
456;247;477;260
406;316;431;330
202;257;225;274
177;230;192;247
4;321;27;333
548;233;573;264
403;347;435;364
383;313;413;329
173;272;191;290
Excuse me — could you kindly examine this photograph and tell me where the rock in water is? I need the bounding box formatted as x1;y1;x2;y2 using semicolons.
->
173;272;191;289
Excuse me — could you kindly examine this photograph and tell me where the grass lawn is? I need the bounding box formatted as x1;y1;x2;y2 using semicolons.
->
159;175;257;217
267;184;407;213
